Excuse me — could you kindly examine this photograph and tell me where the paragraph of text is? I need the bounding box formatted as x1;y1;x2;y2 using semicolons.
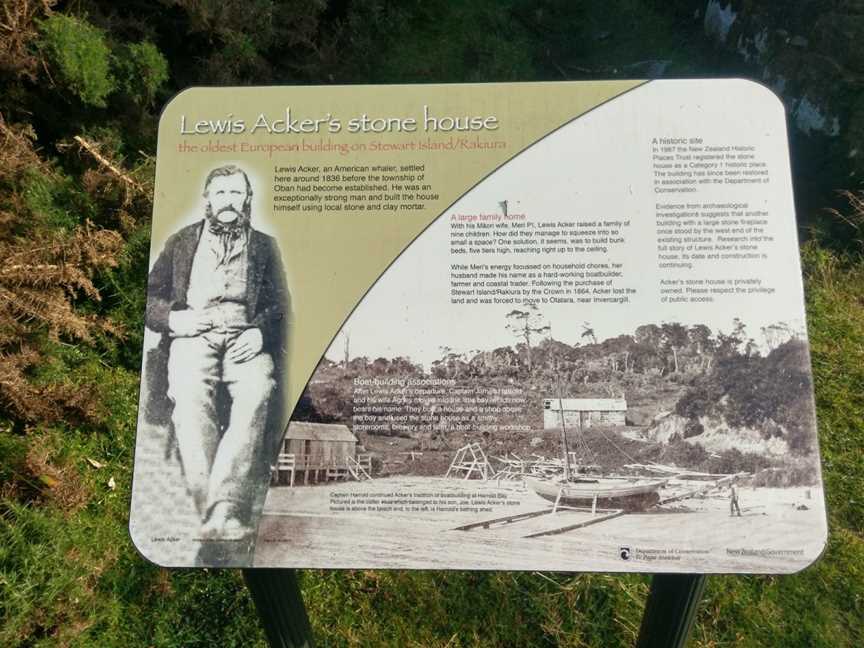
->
272;162;439;214
352;378;528;435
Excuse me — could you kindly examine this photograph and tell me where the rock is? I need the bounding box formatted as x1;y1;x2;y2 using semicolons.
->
704;0;737;43
683;419;704;438
686;0;864;163
766;50;845;135
652;410;673;424
643;413;688;444
644;412;790;456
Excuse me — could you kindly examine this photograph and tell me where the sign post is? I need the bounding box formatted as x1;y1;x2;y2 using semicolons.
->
243;569;315;648
637;574;708;648
242;571;711;648
130;79;827;644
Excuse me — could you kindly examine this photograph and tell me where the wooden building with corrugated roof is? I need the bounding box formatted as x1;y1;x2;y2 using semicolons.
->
543;398;627;429
273;422;371;485
282;421;358;464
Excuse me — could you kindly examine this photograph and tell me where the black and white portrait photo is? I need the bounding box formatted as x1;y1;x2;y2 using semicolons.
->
138;163;290;566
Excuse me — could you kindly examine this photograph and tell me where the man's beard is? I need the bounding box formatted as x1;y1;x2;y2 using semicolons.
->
205;203;251;266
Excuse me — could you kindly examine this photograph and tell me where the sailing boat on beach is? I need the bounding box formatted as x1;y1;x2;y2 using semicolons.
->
524;472;668;511
524;395;668;511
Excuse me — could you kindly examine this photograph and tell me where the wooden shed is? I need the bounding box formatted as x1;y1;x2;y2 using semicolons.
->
543;398;627;429
275;422;371;485
281;421;358;467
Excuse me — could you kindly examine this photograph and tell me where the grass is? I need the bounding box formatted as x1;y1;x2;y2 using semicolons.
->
1;2;863;646
1;244;861;646
803;245;864;532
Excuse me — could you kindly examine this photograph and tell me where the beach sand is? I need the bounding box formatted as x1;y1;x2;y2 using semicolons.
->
254;476;827;573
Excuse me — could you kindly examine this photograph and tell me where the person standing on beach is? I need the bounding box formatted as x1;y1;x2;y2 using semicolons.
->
730;482;742;517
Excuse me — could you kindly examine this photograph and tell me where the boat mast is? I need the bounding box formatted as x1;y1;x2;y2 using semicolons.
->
556;362;572;482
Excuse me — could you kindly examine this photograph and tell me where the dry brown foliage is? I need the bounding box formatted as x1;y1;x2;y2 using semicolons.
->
0;112;39;162
2;225;124;314
72;135;144;199
0;114;49;238
0;345;105;422
149;568;174;596
0;0;55;79
61;134;154;235
0;113;126;423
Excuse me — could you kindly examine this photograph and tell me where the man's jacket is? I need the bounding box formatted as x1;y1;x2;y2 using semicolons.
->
143;221;290;426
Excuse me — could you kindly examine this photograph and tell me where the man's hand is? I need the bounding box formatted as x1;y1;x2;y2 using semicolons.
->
168;309;213;337
228;327;263;363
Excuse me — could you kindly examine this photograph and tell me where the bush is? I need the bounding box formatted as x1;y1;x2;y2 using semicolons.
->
22;168;85;230
658;440;709;468
674;382;721;419
39;14;114;107
708;448;771;475
683;419;704;438
673;339;817;455
114;41;169;105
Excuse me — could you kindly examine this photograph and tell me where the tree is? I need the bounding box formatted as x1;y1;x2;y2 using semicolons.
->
387;356;420;375
601;334;635;372
468;346;520;377
434;345;467;378
661;322;689;373
39;14;115;107
761;321;791;352
580;321;597;345
342;330;350;368
716;318;755;359
633;323;664;373
688;324;715;372
635;323;662;348
505;303;549;373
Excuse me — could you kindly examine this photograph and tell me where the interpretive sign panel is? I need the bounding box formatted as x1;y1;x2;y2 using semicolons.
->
130;80;827;572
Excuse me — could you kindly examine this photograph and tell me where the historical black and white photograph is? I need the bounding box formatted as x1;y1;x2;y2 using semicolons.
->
131;164;290;566
255;309;824;572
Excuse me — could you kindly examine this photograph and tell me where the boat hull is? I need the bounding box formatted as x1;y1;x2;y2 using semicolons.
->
525;476;667;511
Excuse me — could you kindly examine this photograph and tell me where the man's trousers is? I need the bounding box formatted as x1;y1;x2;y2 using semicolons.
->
167;331;275;524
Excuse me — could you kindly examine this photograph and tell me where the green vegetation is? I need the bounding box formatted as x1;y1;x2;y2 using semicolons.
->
21;168;85;230
673;338;817;454
0;1;861;647
114;42;170;106
39;14;114;107
803;244;864;533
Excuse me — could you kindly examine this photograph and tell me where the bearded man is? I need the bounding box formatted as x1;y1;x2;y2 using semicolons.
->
145;164;289;560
